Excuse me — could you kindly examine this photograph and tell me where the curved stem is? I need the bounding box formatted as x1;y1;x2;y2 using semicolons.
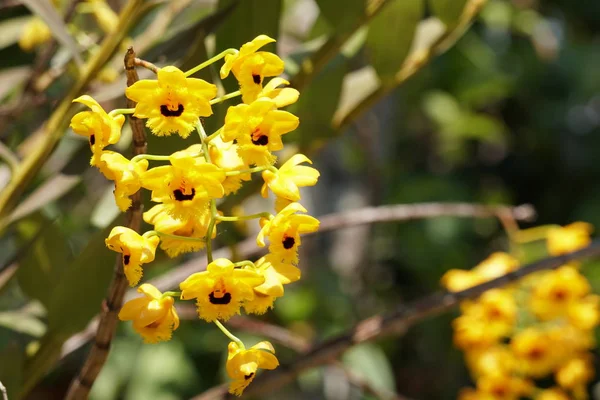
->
185;49;238;77
197;120;218;263
225;166;269;176
216;212;271;222
233;260;256;269
214;320;245;350
131;151;202;164
162;291;181;299
209;90;241;105
205;128;222;143
156;231;206;242
108;108;134;117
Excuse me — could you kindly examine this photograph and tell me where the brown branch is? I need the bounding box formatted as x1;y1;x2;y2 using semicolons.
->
59;202;535;360
64;47;147;400
330;360;411;400
235;241;600;398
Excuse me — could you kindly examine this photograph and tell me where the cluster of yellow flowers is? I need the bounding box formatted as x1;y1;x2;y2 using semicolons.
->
70;35;320;395
442;222;597;400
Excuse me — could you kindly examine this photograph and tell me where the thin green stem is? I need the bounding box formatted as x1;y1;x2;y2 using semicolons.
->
108;108;134;117
156;231;206;242
209;90;241;105
197;120;218;263
214;320;245;349
205;128;222;143
162;291;181;299
233;260;256;269
185;48;238;77
225;165;269;176
131;151;202;164
216;212;271;222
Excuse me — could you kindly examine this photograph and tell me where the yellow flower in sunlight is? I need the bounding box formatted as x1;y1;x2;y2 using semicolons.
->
97;151;148;211
257;78;300;108
118;284;179;343
547;222;593;256
125;66;217;138
466;345;516;378
243;255;300;315
555;355;594;399
511;328;558;378
179;258;264;322
105;227;159;286
209;136;251;195
257;202;320;265
472;252;519;281
529;266;591;321
222;98;299;166
461;289;517;339
143;204;215;258
476;374;533;400
142;148;225;220
220;35;285;104
226;341;279;396
535;388;571;400
568;294;600;330
19;17;52;51
453;315;500;350
441;252;519;292
70;95;124;166
261;154;320;202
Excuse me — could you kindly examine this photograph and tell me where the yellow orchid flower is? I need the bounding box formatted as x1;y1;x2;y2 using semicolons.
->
243;255;300;315
141;149;225;220
209;136;251;195
226;340;279;396
257;77;300;108
143;204;214;258
105;226;159;286
70;95;124;166
118;283;180;343
97;151;148;211
220;35;284;104
256;202;319;265
179;258;264;322
261;154;319;202
222;98;299;166
125;66;217;138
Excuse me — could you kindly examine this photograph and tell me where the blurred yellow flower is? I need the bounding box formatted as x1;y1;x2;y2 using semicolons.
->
461;289;517;339
126;66;217;138
511;328;557;378
19;17;52;52
547;222;593;256
70;95;124;166
535;388;571;400
118;284;179;343
220;35;284;104
209;136;251;195
226;341;279;396
555;355;593;400
179;258;264;322
105;227;159;286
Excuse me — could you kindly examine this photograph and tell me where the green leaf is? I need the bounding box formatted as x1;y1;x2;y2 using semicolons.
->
366;0;424;83
290;54;348;149
342;343;396;393
0;342;25;400
315;0;366;33
0;311;46;337
428;0;468;27
46;223;118;335
16;214;72;309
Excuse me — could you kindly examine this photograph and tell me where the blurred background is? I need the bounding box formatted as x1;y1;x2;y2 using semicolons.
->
1;0;600;399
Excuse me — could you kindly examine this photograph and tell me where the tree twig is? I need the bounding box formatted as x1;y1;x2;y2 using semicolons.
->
234;240;600;398
60;202;533;360
64;46;147;400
